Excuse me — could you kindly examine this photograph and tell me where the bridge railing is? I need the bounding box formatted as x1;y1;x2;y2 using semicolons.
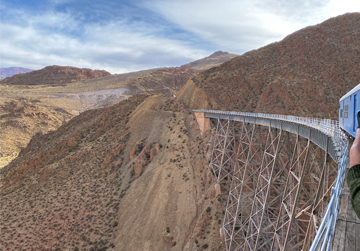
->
193;109;349;251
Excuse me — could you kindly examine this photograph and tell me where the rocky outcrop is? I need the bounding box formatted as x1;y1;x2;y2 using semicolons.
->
176;79;212;109
130;141;161;178
0;65;111;86
163;233;177;247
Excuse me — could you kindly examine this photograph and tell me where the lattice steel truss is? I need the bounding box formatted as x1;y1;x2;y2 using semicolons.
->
210;118;236;184
207;113;345;251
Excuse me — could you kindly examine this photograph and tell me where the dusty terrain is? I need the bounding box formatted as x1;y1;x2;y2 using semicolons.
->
0;67;194;167
0;94;227;250
0;99;72;161
178;13;360;120
0;50;237;168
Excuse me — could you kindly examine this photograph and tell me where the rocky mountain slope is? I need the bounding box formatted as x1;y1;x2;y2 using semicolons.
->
0;94;226;250
0;99;72;160
0;67;33;79
0;66;196;166
178;13;360;120
79;67;197;96
0;66;111;167
0;51;236;167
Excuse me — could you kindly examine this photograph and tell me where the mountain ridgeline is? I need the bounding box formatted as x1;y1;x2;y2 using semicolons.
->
0;51;239;163
0;66;111;86
178;13;360;120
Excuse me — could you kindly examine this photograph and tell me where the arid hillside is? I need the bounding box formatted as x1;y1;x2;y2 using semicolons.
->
0;67;196;166
0;94;226;251
178;13;360;119
0;99;72;159
0;51;237;167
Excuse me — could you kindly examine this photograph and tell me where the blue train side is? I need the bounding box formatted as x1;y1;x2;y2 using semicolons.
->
339;84;360;138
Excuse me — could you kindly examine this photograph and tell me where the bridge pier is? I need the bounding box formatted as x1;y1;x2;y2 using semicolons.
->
194;112;211;137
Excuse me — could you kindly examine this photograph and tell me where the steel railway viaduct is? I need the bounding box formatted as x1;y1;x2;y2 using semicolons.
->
193;110;357;251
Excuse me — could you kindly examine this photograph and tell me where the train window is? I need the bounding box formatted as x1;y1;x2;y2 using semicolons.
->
345;105;348;118
340;109;343;118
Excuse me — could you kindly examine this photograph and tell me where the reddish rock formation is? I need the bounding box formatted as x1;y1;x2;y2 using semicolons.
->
163;234;177;247
130;142;161;178
1;65;111;86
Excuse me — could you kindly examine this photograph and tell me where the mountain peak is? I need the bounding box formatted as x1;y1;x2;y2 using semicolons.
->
180;51;238;71
208;51;229;57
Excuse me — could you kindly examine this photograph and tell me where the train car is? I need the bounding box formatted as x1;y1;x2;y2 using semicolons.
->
339;84;360;138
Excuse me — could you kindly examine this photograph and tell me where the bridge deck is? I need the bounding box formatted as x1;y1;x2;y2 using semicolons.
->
333;178;360;251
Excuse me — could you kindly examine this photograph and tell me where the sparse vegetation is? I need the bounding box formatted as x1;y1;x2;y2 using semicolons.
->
0;62;230;250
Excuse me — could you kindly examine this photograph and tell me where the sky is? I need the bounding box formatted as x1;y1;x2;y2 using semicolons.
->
1;0;360;74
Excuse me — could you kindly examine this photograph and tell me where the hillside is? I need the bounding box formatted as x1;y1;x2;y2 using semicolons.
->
0;67;197;166
180;51;239;71
0;94;226;250
0;67;33;79
0;99;72;161
178;13;360;120
0;51;237;167
70;67;197;95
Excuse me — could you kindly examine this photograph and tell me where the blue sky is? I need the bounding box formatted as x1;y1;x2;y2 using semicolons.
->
1;0;360;74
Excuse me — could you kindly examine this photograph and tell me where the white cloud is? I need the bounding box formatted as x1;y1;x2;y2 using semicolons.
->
146;0;360;54
322;0;360;18
1;0;360;73
0;9;208;73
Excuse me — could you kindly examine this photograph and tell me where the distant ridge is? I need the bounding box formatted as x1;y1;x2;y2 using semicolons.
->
0;65;111;86
180;50;238;71
0;67;33;79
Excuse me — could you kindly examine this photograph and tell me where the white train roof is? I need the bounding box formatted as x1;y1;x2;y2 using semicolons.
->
340;83;360;101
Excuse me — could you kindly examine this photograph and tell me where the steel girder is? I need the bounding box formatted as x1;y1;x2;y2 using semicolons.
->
211;118;338;251
209;118;236;184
